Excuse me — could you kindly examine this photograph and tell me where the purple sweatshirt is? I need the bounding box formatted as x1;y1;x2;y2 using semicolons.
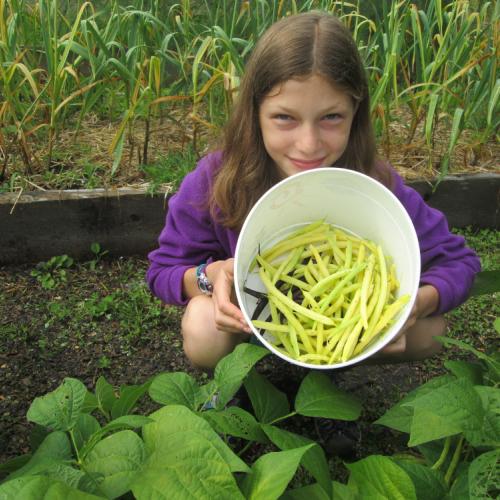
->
147;152;481;314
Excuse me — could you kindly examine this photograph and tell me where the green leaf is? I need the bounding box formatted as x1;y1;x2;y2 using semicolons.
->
469;270;500;297
244;369;290;424
435;336;500;382
83;430;146;499
376;375;456;433
81;391;98;414
471;386;500;447
73;413;101;451
0;476;105;499
143;405;250;473
27;378;87;431
468;449;500;499
6;431;72;481
240;445;313;500
214;343;269;408
132;462;244;500
404;377;484;446
444;360;484;385
202;407;269;442
261;424;331;499
347;455;417;500
295;372;361;420
148;371;200;410
95;376;116;414
393;460;446;500
110;381;150;419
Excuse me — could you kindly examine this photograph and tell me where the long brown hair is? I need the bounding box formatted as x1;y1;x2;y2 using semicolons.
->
211;11;386;230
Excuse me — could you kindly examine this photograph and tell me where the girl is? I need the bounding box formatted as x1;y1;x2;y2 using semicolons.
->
147;11;481;370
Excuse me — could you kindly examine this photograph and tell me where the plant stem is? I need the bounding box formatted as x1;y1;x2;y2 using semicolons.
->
69;429;81;464
431;435;452;470
269;411;297;425
444;435;464;486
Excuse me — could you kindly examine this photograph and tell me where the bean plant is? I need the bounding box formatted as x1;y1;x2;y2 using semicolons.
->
0;319;498;499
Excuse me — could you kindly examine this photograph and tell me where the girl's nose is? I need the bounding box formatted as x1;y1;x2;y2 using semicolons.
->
297;124;321;154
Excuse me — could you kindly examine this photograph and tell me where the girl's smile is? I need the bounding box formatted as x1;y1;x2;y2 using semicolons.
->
259;74;356;178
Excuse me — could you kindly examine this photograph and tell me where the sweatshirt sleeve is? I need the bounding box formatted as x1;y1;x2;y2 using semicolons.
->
392;171;481;314
146;153;228;306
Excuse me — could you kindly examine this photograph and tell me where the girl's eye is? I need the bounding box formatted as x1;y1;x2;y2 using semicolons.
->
273;114;293;121
323;113;341;121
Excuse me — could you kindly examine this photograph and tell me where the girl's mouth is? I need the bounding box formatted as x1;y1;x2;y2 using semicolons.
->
289;157;326;170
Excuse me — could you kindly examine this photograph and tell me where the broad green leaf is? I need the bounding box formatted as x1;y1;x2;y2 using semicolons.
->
27;378;87;431
393;460;446;500
95;376;116;414
148;371;200;410
244;368;290;424
469;270;500;297
240;445;313;500
261;424;331;499
81;391;98;414
79;415;152;460
469;386;500;447
196;379;218;409
143;405;250;473
468;449;500;499
0;476;103;499
7;431;72;480
295;372;361;420
132;462;244;500
347;455;417;500
0;455;31;476
404;377;484;446
202;407;269;442
448;468;470;499
83;430;146;499
376;375;456;433
444;360;484;384
214;343;269;408
73;413;101;451
435;337;500;382
111;381;151;419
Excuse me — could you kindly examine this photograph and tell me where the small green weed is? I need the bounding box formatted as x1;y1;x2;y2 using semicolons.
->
30;255;74;290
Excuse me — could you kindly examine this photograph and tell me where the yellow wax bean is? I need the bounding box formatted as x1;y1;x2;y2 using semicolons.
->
302;291;321;311
308;267;353;298
330;317;364;363
318;263;366;313
298;353;331;363
344;240;353;269
309;244;330;279
324;293;345;316
323;314;360;353
269;294;315;353
279;274;312;292
272;246;303;284
360;254;376;330
303;267;317;286
316;321;324;353
263;232;329;263
255;254;277;277
252;320;289;333
341;318;365;361
327;234;345;265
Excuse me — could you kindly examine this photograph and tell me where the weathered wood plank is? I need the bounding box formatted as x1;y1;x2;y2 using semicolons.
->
0;174;498;264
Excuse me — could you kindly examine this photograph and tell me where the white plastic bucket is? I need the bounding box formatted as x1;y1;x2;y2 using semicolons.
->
234;167;421;369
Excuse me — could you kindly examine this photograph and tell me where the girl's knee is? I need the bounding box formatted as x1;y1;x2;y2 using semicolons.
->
406;315;447;359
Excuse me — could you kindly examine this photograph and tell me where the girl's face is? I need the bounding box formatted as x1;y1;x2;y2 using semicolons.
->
258;74;356;178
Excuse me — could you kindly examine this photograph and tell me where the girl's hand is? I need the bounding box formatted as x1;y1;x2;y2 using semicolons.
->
207;258;252;334
380;285;439;354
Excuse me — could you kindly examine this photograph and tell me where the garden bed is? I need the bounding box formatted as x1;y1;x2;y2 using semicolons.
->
1;227;498;481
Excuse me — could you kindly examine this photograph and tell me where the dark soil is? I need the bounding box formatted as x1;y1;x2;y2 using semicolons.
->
0;239;498;479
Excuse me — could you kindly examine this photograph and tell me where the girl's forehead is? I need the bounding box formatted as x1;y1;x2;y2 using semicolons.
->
262;74;350;101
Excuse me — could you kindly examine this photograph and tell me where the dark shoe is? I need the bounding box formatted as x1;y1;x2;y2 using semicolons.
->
314;418;360;460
